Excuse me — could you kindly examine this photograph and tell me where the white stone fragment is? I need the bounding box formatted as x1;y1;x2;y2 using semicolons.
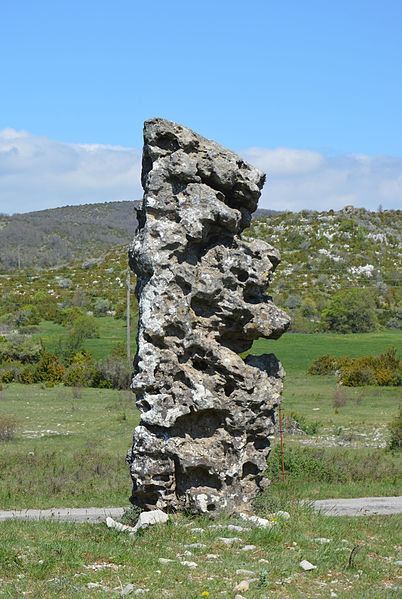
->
183;543;206;549
314;537;331;544
106;517;135;533
159;558;174;564
300;560;317;571
133;510;169;533
180;560;197;568
217;537;242;545
240;545;256;551
236;569;254;576
239;513;274;528
190;528;204;533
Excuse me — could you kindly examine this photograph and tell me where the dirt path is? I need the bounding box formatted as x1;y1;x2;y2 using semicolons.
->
310;496;402;516
0;497;401;522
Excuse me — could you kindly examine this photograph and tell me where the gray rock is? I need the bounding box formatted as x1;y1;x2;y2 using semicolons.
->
127;118;290;515
236;569;254;576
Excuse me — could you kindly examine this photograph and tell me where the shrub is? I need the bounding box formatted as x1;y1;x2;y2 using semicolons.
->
60;315;99;360
63;363;94;387
92;357;132;390
308;347;401;387
0;334;42;363
0;417;17;441
33;351;65;384
320;288;378;333
388;406;402;451
62;351;95;387
308;353;338;375
93;298;110;316
284;294;302;309
341;366;377;387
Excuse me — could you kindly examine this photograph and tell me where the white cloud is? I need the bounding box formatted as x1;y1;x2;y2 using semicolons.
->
0;129;142;213
0;129;400;214
240;147;402;212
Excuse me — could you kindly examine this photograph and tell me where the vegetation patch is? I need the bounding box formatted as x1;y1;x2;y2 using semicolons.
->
308;347;401;387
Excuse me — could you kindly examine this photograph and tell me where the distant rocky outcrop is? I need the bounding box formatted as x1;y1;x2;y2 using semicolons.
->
127;118;290;514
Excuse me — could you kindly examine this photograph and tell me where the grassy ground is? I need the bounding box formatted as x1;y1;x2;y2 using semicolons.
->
34;317;137;361
0;506;400;598
251;329;402;376
0;331;401;596
0;385;139;509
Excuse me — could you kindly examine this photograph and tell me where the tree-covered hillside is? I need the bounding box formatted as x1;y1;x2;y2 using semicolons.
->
0;201;277;271
0;206;400;335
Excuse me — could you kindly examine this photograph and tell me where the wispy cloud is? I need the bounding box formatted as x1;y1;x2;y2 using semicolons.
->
240;147;402;212
0;129;142;213
0;129;400;214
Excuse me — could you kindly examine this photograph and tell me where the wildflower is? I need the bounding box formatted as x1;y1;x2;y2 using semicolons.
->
201;593;210;597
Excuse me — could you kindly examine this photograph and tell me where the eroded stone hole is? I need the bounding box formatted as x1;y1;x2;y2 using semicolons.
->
190;296;216;317
242;462;259;477
176;466;222;494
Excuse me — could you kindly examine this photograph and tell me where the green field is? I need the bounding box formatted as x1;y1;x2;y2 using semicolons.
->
1;330;401;598
35;317;137;361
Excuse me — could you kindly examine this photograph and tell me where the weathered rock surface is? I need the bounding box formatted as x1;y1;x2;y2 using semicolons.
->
127;118;290;514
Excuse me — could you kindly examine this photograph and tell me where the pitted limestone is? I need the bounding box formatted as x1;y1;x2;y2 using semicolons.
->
127;118;290;514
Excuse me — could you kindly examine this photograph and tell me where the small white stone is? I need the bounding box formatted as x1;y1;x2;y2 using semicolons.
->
180;560;197;568
236;569;254;576
227;524;248;532
314;537;331;544
239;513;274;528
206;554;218;559
300;560;317;571
183;543;206;549
240;545;256;551
330;592;337;597
394;560;402;566
259;558;269;563
234;580;249;593
272;510;290;520
217;536;242;545
190;528;204;533
159;558;174;564
134;510;168;532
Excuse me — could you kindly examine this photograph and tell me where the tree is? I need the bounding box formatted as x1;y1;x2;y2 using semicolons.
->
320;289;378;333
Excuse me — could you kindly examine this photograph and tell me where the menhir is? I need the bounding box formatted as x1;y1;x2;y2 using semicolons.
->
127;118;290;515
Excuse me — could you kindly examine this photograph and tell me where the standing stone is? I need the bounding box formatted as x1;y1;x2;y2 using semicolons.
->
127;118;290;514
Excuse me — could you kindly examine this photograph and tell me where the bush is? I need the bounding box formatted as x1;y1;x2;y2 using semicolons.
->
60;315;99;360
93;298;110;316
341;366;377;387
320;288;378;333
308;353;338;375
33;351;65;384
388;406;402;451
62;351;95;387
308;347;401;387
0;334;42;363
92;357;132;390
0;417;17;441
284;294;302;310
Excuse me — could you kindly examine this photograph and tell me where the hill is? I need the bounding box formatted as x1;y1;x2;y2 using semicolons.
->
0;201;279;271
0;205;400;336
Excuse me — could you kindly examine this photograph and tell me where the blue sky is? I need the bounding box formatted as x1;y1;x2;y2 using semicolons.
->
0;0;401;213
